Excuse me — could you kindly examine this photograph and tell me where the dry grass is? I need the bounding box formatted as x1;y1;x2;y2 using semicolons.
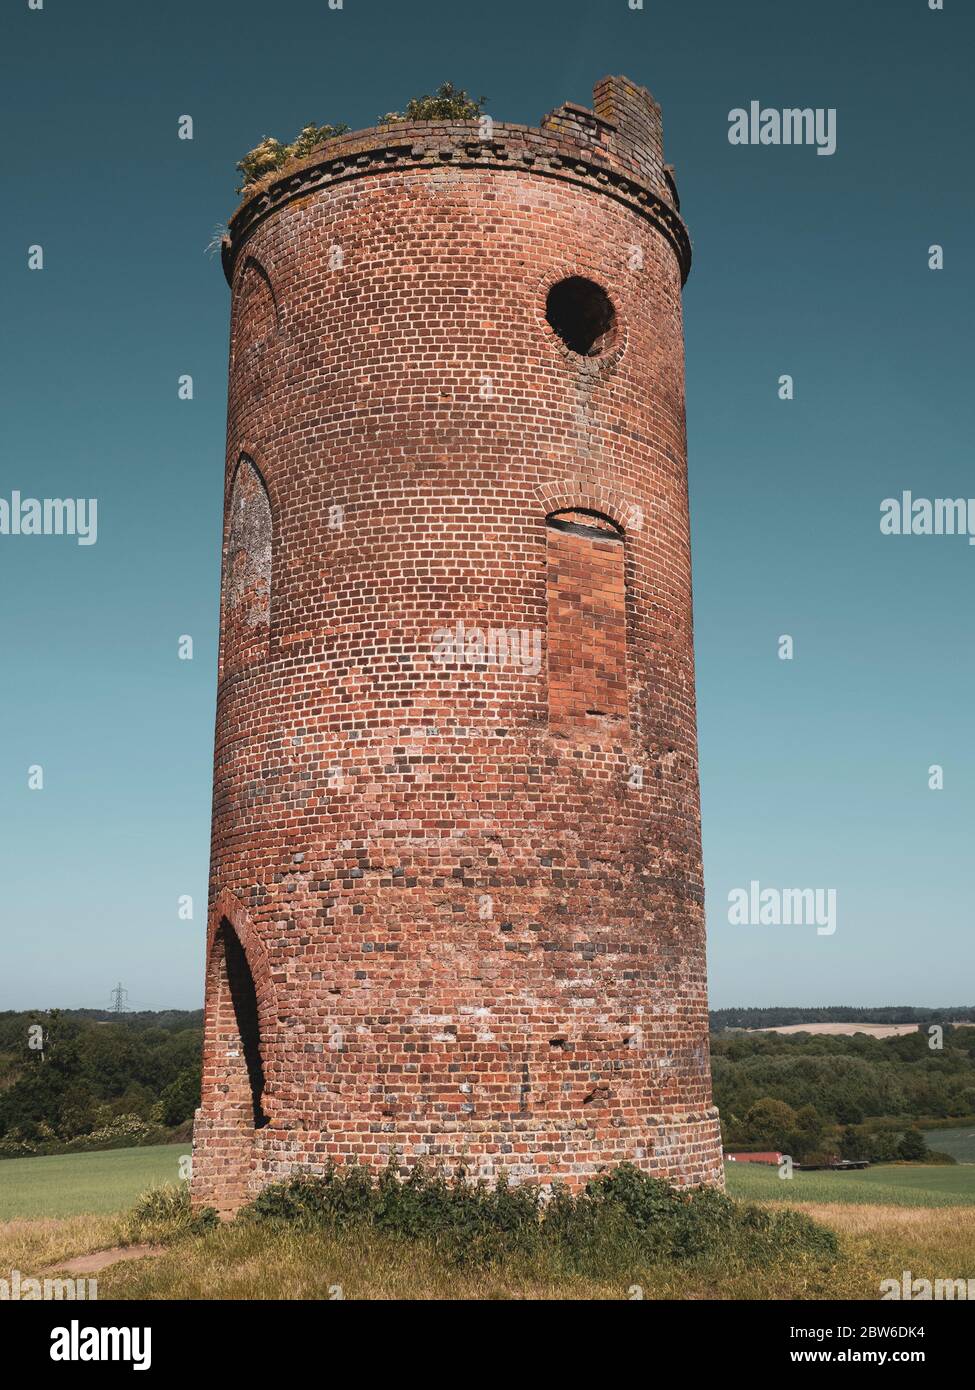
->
95;1222;844;1301
0;1214;121;1274
797;1201;975;1292
801;1201;975;1235
0;1213;845;1302
3;1198;972;1301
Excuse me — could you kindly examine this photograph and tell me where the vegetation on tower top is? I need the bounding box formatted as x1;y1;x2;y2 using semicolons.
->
236;123;350;193
378;81;487;125
235;84;489;193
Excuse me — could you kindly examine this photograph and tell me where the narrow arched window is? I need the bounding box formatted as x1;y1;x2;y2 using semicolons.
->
231;257;279;378
208;920;268;1129
546;509;627;724
223;456;271;672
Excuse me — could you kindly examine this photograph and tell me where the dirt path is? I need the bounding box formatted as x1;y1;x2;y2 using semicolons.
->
41;1243;166;1276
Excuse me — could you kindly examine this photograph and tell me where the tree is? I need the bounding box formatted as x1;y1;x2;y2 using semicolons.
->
839;1126;867;1160
741;1098;797;1152
867;1130;900;1163
790;1104;831;1162
897;1127;928;1162
155;1065;201;1127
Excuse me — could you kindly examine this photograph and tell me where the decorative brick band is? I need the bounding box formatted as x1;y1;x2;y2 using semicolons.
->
223;121;691;287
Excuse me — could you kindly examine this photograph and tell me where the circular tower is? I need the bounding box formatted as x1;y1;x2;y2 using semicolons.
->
192;75;723;1213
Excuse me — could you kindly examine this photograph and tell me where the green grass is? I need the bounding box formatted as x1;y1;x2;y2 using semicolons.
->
2;1142;972;1226
725;1160;975;1208
99;1220;849;1301
3;1148;974;1299
0;1144;187;1220
921;1125;975;1163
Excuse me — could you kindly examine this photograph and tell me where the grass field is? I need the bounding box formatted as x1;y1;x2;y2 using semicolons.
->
726;1159;975;1208
2;1199;972;1301
1;1146;973;1299
921;1125;975;1163
0;1144;187;1220
3;1146;973;1224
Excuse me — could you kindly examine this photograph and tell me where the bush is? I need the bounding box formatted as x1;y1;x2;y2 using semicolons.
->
235;137;287;190
866;1129;902;1163
236;122;350;192
239;1159;838;1273
154;1064;200;1127
0;1112;167;1159
379;81;487;125
124;1184;218;1245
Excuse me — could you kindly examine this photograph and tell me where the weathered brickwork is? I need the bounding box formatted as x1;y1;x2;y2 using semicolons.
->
546;517;628;726
192;75;722;1214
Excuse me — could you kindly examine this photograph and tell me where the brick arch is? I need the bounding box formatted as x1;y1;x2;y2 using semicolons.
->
230;257;282;411
207;888;277;1027
231;256;281;340
534;262;628;368
547;507;624;538
204;890;278;1121
224;445;281;520
536;480;634;533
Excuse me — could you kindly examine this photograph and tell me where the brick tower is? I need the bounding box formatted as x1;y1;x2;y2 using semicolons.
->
192;76;722;1213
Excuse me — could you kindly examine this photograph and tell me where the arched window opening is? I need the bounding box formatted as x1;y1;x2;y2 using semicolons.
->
545;509;627;724
212;921;269;1129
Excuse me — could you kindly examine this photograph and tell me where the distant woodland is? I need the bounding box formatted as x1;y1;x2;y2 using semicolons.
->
1;1005;972;1162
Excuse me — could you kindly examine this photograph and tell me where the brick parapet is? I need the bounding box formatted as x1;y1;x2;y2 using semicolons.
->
223;76;690;287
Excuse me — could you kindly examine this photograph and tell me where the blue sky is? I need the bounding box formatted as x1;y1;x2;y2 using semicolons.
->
1;0;971;1011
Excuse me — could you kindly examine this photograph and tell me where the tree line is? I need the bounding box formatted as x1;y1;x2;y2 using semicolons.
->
3;1007;973;1163
712;1027;975;1163
0;1009;202;1156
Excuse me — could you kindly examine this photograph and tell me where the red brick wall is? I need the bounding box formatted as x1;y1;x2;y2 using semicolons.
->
192;76;722;1211
546;518;627;726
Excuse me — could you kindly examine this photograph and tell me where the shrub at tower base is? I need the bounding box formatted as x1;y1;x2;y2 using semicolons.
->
154;1161;837;1280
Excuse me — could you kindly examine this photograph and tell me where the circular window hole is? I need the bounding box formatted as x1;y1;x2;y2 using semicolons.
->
545;277;617;356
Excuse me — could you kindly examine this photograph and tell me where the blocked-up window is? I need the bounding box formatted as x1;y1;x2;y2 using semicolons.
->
546;510;627;724
223;456;271;672
232;258;278;367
